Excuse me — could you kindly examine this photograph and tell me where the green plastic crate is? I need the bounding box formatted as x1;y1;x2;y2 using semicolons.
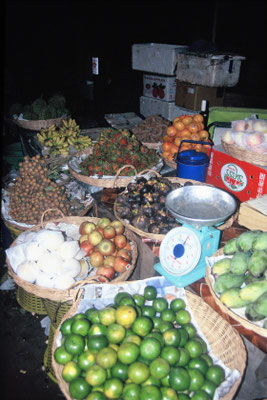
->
207;106;267;138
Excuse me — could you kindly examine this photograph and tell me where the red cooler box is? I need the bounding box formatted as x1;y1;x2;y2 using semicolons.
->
206;145;267;201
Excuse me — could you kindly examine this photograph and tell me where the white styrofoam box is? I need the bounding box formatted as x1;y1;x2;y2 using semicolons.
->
139;96;198;122
132;43;188;75
143;74;176;102
176;52;246;87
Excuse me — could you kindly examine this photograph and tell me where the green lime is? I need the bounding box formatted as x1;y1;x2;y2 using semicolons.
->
140;385;161;400
71;318;91;337
54;345;73;365
159;321;173;333
170;298;186;312
149;357;170;379
188;368;205;391
62;361;81;382
64;333;85;355
160;308;176;323
169;367;190;391
87;334;109;354
103;378;123;399
201;379;217;398
140;337;161;361
133;294;145;307
160;386;178;400
60;318;74;336
96;347;118;369
178;327;189;347
132;316;153;337
175;347;190;367
144;285;157;301
106;323;126;344
117;342;140;365
78;350;96;370
183;323;197;339
88;323;107;336
175;309;191;325
122;383;141;400
153;297;168;313
205;365;225;386
69;376;91;399
191;389;210;400
111;361;129;382
85;365;107;386
188;357;209;375
184;339;203;358
141;305;156;318
99;307;116;326
160;345;180;366
162;328;180;347
128;362;150;384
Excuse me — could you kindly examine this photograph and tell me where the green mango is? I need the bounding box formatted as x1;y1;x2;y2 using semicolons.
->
253;291;267;317
248;250;267;277
213;272;245;294
212;258;231;276
239;280;267;303
223;238;238;255
245;303;265;321
252;232;267;251
236;230;261;252
229;251;250;275
220;288;251;309
245;273;264;285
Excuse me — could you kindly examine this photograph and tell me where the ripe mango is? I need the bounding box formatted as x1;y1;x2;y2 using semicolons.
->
220;288;251;309
239;280;267;303
212;258;231;276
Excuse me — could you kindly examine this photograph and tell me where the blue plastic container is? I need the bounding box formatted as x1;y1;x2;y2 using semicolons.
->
176;150;210;182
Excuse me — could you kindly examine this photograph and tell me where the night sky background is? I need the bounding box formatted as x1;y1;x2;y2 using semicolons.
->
2;0;267;119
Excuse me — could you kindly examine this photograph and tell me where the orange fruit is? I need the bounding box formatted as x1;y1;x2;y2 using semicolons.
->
162;142;173;152
193;114;204;123
174;121;185;131
166;126;177;137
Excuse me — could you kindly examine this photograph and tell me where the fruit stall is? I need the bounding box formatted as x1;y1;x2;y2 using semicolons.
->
1;49;267;400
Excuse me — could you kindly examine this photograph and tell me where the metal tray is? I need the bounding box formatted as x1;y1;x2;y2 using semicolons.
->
165;185;237;227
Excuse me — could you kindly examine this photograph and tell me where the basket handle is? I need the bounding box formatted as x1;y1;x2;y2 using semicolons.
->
112;165;137;188
137;169;161;178
40;208;65;228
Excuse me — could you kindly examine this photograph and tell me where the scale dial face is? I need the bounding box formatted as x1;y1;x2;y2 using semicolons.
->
159;226;202;276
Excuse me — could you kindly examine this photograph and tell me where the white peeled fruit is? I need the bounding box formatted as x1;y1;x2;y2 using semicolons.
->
61;258;81;278
34;229;65;252
37;252;63;277
53;275;76;290
76;259;89;280
35;271;55;288
17;261;39;283
57;240;80;260
25;242;46;261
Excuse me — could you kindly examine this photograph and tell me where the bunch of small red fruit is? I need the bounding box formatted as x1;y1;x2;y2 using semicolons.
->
79;217;132;281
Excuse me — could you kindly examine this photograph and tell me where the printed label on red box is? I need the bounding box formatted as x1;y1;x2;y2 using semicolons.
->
143;75;176;102
206;145;267;201
220;163;248;192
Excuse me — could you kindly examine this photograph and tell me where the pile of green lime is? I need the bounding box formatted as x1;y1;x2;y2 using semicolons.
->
54;286;226;400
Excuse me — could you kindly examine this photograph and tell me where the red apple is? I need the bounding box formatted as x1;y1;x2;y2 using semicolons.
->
97;217;112;229
116;248;131;262
88;229;103;246
124;241;132;252
103;255;116;267
103;225;116;239
79;221;96;235
97;266;115;281
80;240;95;256
96;227;104;236
97;238;116;256
113;256;131;273
89;251;105;268
110;220;125;235
114;234;127;249
79;234;89;244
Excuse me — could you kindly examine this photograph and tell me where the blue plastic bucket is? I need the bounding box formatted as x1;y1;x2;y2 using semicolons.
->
176;139;212;182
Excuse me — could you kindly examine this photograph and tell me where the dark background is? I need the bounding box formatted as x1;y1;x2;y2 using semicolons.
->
2;0;267;122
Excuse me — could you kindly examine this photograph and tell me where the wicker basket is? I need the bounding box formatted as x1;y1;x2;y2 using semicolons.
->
114;174;237;241
16;285;47;315
205;248;267;339
13;116;65;131
43;323;58;383
68;144;163;188
222;140;267;167
7;214;138;325
51;288;246;400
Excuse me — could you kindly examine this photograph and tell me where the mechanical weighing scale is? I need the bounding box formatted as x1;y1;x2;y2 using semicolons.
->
154;185;237;287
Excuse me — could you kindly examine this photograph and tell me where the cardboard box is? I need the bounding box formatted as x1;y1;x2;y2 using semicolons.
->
206;144;267;202
132;43;188;75
175;81;225;111
176;52;245;87
143;74;176;102
238;195;267;231
139;96;198;122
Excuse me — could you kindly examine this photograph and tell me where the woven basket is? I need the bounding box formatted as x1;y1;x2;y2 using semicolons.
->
43;323;58;383
13;116;65;131
222;140;267;167
16;285;47;315
114;174;237;241
68;144;162;188
205;248;267;339
51;288;246;400
7;214;138;322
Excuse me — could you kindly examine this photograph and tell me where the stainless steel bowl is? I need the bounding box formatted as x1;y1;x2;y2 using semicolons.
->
165;185;237;227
